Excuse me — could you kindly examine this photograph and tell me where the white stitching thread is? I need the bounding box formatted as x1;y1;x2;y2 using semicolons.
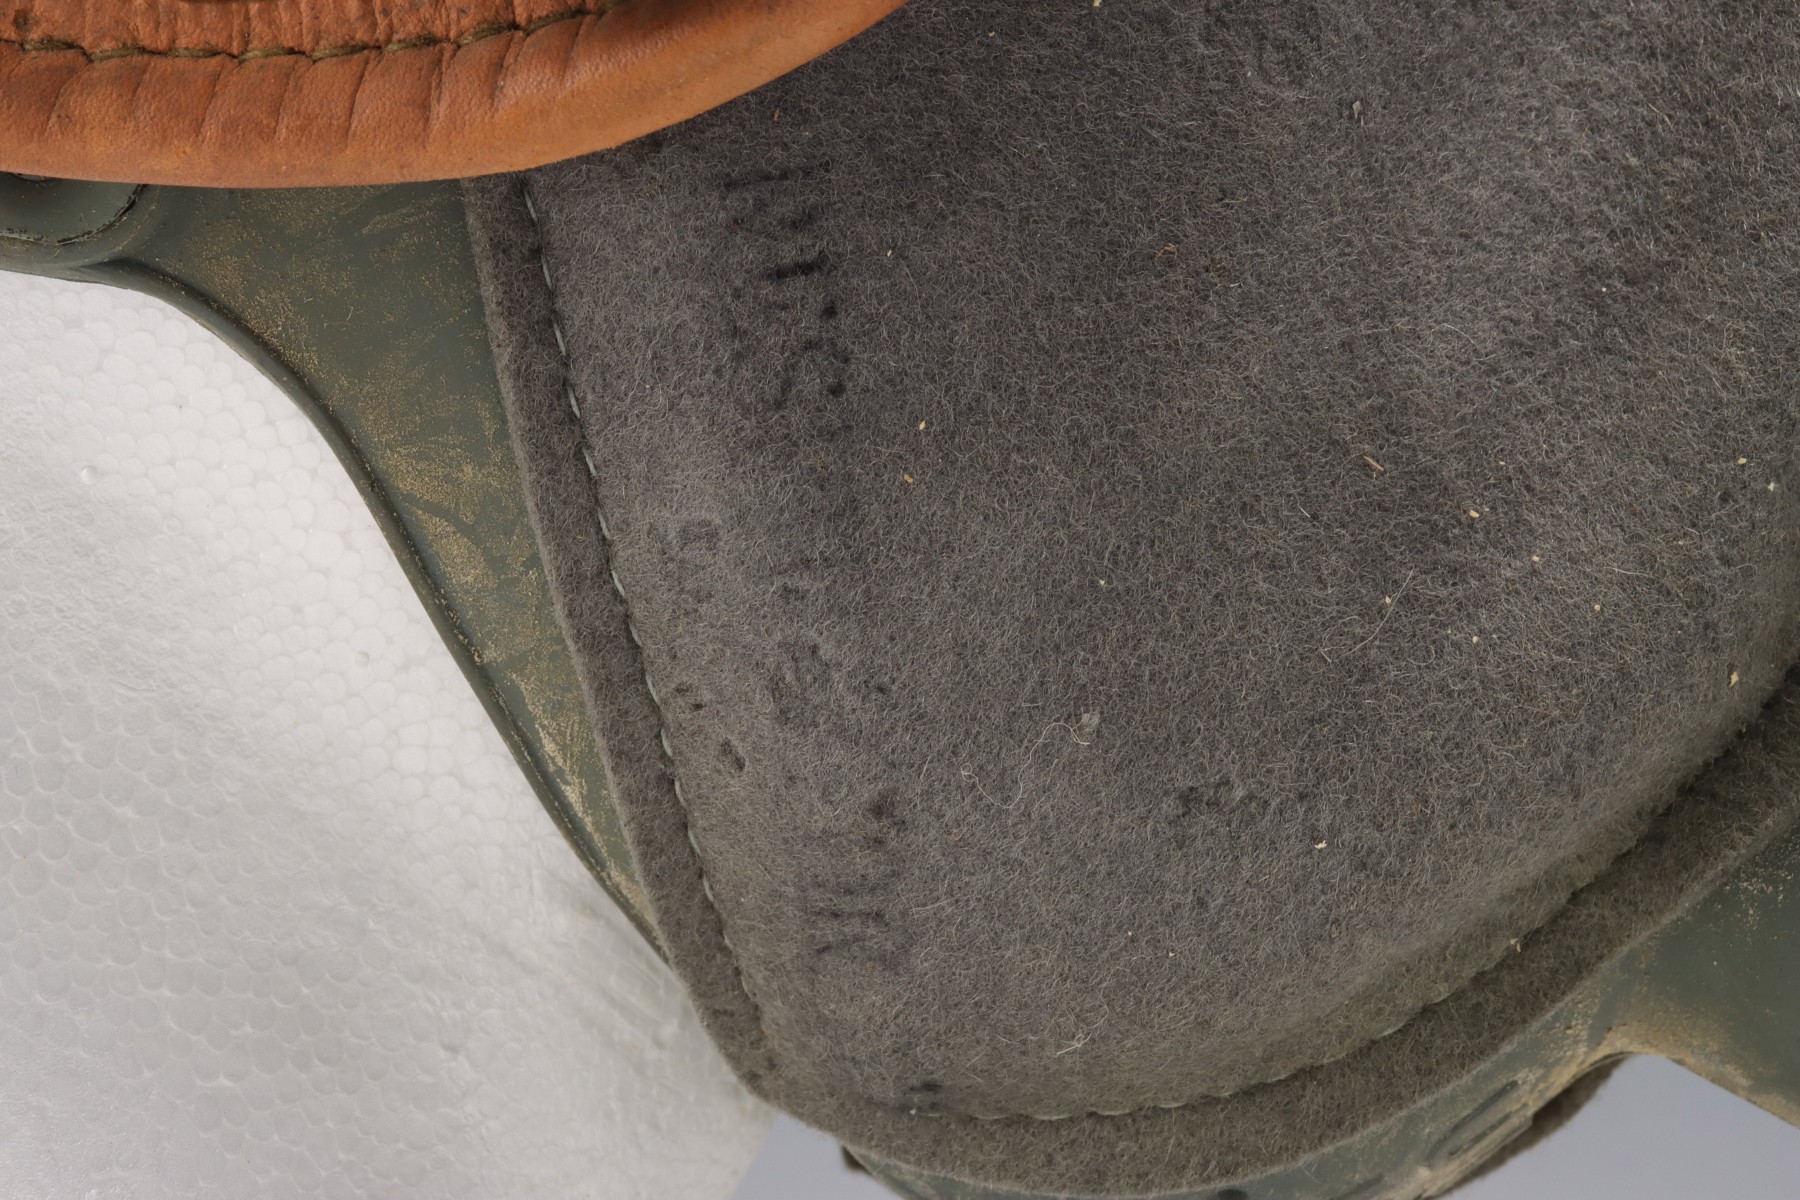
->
510;176;1597;1127
519;176;769;1035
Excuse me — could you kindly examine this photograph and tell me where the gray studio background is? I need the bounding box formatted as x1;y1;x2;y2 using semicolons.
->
733;1055;1800;1199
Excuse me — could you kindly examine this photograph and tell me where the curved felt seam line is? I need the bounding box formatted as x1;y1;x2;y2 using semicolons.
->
518;174;777;1056
930;827;1641;1120
508;175;1728;1126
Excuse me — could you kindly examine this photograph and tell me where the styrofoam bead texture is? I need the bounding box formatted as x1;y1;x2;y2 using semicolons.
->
0;273;770;1199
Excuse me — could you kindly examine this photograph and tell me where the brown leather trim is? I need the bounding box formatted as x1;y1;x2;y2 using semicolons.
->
0;0;905;187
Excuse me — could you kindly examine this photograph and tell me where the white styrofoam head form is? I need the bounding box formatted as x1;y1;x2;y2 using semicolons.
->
0;273;769;1198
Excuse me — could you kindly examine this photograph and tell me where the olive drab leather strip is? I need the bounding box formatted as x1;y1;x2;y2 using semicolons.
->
0;0;904;186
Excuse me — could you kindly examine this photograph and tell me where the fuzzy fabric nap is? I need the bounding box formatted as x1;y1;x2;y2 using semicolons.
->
464;0;1800;1191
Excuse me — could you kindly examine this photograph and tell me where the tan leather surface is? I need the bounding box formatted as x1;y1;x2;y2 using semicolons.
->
0;0;904;186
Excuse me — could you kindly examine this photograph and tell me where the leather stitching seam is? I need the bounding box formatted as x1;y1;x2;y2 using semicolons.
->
2;4;624;63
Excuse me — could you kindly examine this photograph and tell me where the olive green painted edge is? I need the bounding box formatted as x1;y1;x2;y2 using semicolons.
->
0;176;141;245
0;178;658;948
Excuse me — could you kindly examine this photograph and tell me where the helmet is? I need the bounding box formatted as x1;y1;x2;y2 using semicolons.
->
5;3;1798;1196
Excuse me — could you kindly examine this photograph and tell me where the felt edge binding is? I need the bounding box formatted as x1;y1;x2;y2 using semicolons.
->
516;173;783;1063
459;166;1800;1196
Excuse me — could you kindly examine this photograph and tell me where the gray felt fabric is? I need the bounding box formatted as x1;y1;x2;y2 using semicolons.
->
462;0;1800;1192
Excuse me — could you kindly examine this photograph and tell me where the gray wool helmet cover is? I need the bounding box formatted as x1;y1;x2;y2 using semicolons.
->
462;0;1800;1192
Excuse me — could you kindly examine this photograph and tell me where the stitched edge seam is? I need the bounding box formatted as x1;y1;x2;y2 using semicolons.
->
929;768;1735;1120
505;172;1644;1126
503;177;1703;1128
940;920;1546;1121
518;176;775;1066
2;4;624;63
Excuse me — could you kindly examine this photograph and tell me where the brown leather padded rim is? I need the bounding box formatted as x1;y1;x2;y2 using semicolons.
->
0;0;904;187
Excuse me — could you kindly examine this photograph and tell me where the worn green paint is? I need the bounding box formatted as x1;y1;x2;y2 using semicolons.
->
0;178;656;946
0;175;141;246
